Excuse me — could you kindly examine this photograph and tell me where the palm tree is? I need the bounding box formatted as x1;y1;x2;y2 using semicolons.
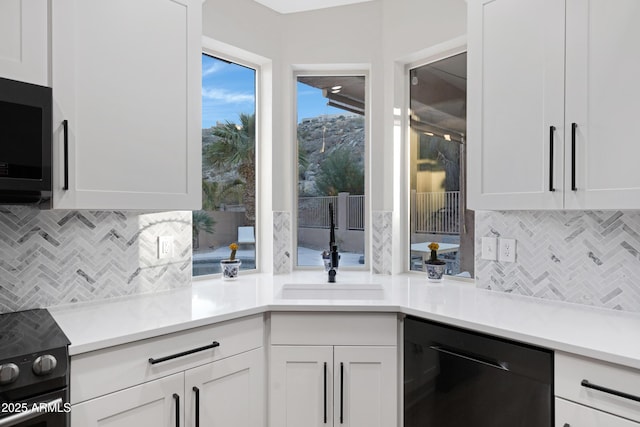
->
205;113;256;224
202;179;244;211
192;211;216;250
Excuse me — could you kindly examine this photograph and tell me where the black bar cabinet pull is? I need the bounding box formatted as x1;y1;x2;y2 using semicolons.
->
193;387;200;427
148;341;220;365
429;345;509;371
340;362;344;424
563;424;570;427
549;126;556;192
62;120;69;191
571;122;577;191
173;393;180;427
581;379;640;403
323;362;328;424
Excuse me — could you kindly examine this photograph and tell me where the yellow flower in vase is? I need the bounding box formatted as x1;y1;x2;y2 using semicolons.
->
229;242;239;261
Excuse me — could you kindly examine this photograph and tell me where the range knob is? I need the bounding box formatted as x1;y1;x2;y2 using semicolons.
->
0;363;19;385
32;355;57;376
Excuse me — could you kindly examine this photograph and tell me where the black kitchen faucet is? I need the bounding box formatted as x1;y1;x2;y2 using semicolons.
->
328;202;339;283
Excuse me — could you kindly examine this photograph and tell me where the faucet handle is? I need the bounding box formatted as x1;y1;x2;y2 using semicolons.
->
328;269;337;283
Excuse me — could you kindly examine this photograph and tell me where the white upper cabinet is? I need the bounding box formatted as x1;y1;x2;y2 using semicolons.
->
51;0;202;210
468;0;640;210
0;0;48;86
564;0;640;209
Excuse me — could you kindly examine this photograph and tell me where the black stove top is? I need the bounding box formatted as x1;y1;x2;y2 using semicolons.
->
0;309;70;403
0;309;70;361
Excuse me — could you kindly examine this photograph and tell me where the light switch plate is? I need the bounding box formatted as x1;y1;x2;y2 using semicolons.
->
481;237;498;261
498;238;516;263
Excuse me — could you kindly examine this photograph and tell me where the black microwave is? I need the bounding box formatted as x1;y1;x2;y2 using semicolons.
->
0;77;52;208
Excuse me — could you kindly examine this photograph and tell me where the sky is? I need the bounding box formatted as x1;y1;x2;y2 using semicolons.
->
202;54;348;128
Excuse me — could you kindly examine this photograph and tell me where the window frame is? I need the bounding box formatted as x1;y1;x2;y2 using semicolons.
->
292;69;371;271
402;41;473;280
193;41;265;279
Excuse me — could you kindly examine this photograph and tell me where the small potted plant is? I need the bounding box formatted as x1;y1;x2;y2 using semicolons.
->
424;242;446;282
220;243;241;280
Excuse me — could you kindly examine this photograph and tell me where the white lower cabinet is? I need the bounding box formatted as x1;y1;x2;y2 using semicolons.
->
185;348;264;427
555;351;640;426
70;315;265;427
269;313;398;427
71;372;184;427
71;349;264;427
271;346;333;427
556;398;639;427
271;346;396;427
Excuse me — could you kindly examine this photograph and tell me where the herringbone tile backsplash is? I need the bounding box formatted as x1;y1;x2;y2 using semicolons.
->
0;207;192;313
476;210;640;312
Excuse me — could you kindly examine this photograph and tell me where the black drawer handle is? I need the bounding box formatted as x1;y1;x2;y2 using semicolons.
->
430;345;509;371
193;386;200;427
148;341;220;365
571;122;577;191
581;379;640;403
549;125;556;192
323;362;328;424
62;120;69;191
340;362;344;424
173;393;180;427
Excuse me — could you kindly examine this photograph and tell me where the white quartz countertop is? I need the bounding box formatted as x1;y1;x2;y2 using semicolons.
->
49;271;640;370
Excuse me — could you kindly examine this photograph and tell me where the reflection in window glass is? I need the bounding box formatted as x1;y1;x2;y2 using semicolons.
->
409;53;474;277
193;54;256;277
296;75;366;268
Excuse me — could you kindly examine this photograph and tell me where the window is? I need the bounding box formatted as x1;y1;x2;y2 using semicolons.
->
296;75;367;268
408;53;474;277
193;54;257;277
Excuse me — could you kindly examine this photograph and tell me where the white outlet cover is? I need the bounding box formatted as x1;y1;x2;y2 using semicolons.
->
481;237;498;261
158;236;174;259
498;238;516;263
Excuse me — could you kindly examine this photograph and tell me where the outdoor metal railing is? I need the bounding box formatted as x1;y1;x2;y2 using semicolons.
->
347;195;365;230
298;196;339;229
411;191;460;234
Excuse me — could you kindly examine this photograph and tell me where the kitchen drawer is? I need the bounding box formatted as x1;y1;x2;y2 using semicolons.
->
556;397;639;427
71;315;263;404
555;352;640;422
270;312;397;346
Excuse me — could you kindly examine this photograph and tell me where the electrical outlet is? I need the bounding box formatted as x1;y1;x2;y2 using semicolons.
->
498;238;516;263
481;237;498;261
158;236;174;259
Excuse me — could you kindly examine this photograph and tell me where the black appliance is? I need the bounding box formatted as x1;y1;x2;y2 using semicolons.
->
0;77;53;208
404;316;553;427
0;309;70;427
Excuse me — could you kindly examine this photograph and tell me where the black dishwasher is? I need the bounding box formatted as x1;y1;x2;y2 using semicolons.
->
404;316;553;427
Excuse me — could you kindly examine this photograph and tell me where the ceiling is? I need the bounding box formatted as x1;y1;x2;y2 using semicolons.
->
298;76;366;116
410;53;467;141
253;0;375;14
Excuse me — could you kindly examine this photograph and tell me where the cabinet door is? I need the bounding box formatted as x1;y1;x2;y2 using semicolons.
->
555;397;639;427
270;346;334;427
185;348;264;427
467;0;565;210
0;0;48;86
51;0;201;210
71;372;183;427
565;0;640;209
334;346;397;427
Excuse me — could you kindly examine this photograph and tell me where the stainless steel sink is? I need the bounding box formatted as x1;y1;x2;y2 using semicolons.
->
279;283;385;300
